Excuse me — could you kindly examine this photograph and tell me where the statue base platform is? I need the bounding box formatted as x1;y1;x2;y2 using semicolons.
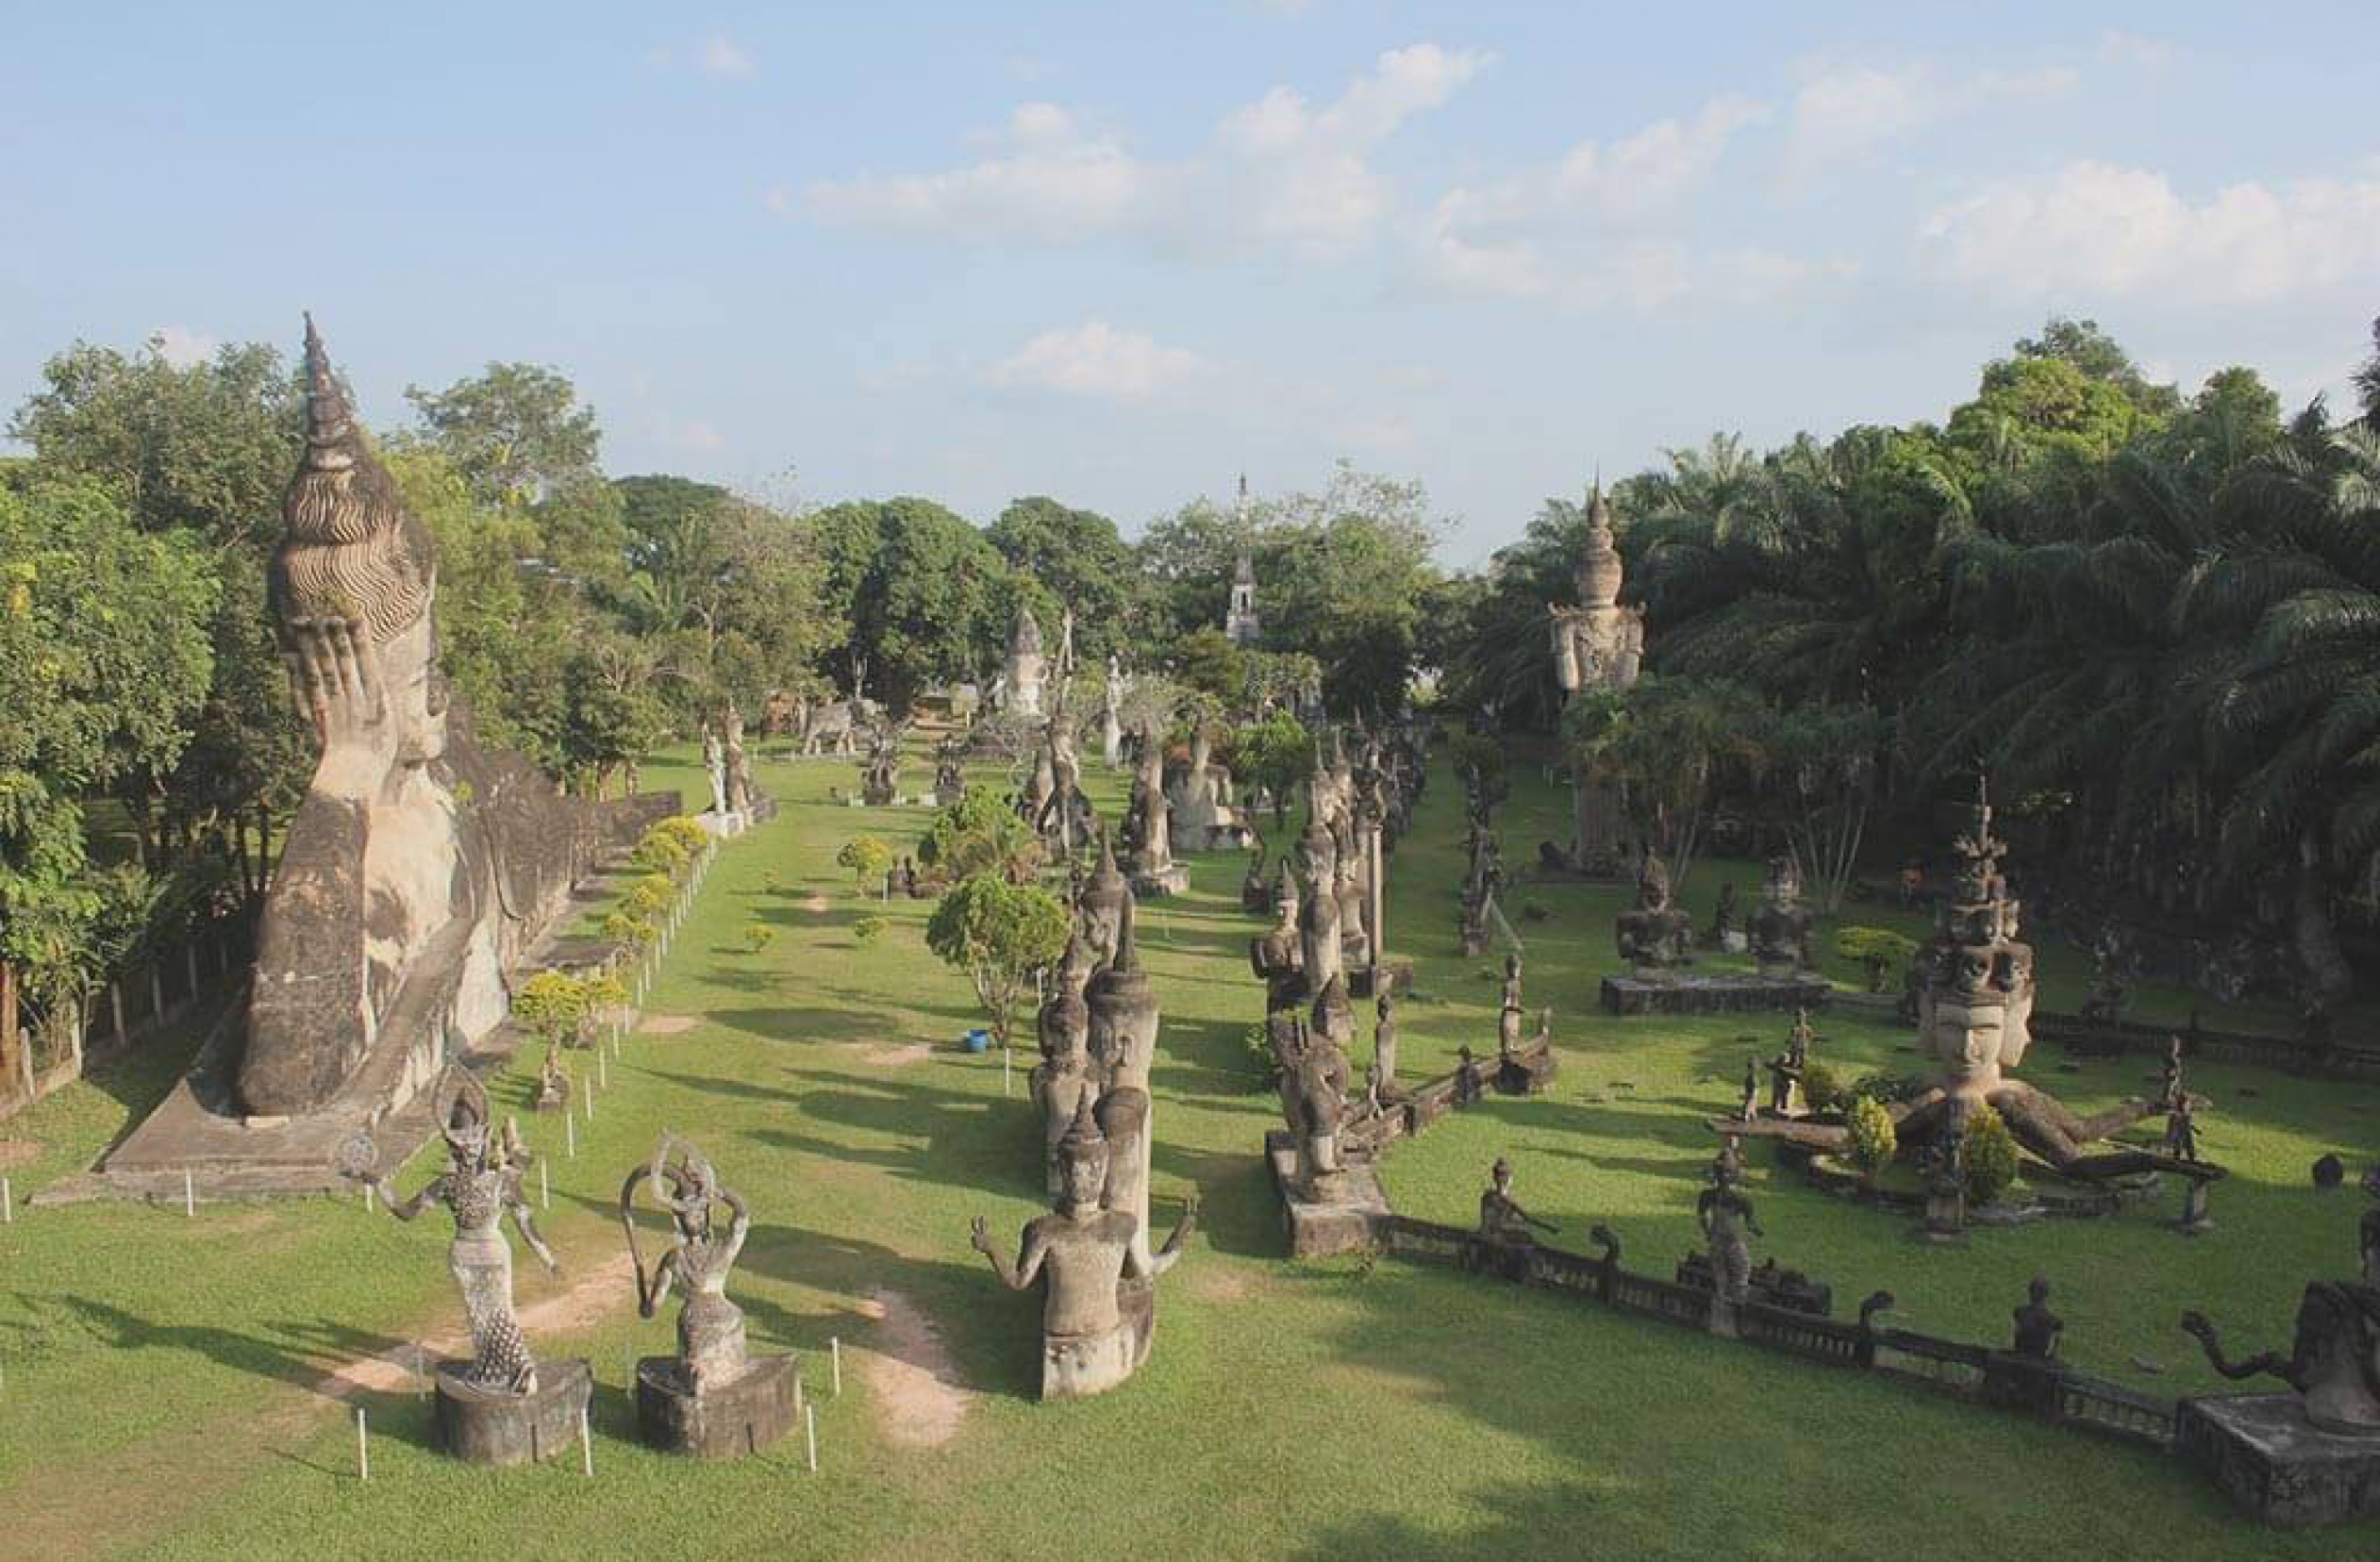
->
1041;1318;1139;1401
1495;1040;1557;1095
1265;1129;1390;1256
1350;960;1413;1000
2178;1393;2380;1528
434;1358;591;1467
635;1353;801;1459
1130;864;1190;897
1601;972;1831;1017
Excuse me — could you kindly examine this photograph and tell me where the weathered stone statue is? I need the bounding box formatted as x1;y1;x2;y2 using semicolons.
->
1747;853;1814;976
1249;889;1307;1015
970;1097;1196;1401
860;720;902;806
704;727;728;816
722;705;753;816
2012;1276;2064;1359
1548;485;1645;863
1496;955;1525;1061
1738;1055;1760;1121
357;1072;558;1389
1370;989;1400;1102
1707;881;1739;949
1001;602;1048;717
344;1070;588;1462
1614;852;1695;972
1287;980;1354;1196
1127;722;1188;895
1100;656;1124;768
1078;832;1131;966
620;1135;797;1455
1697;1155;1763;1335
241;321;598;1120
533;1039;570;1113
1034;984;1096;1195
1477;1157;1556;1279
934;743;966;808
1088;899;1160;1234
1299;852;1344;999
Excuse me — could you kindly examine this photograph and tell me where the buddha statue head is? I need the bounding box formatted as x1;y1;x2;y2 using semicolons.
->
272;315;445;771
1054;1096;1110;1214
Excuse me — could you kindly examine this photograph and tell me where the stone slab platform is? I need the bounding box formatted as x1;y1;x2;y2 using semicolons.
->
1266;1129;1390;1257
636;1353;800;1459
2178;1393;2380;1527
1601;972;1832;1017
436;1357;592;1467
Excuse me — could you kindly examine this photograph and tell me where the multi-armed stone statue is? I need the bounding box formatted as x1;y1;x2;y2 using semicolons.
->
1720;776;2211;1188
345;1071;587;1465
620;1135;797;1457
2176;1178;2380;1525
972;1098;1197;1401
1167;727;1254;853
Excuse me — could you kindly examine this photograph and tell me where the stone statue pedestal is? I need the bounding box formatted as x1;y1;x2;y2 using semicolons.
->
1265;1129;1389;1256
1495;1040;1556;1096
2178;1393;2380;1527
1350;960;1413;1001
1130;863;1190;898
1600;972;1831;1017
1042;1319;1139;1401
433;1358;592;1467
2173;1176;2215;1236
634;1353;800;1458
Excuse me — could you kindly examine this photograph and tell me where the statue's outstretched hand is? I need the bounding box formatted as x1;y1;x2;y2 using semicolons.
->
291;616;397;798
969;1216;995;1256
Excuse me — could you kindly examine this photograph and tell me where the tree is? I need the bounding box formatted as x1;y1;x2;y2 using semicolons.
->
0;476;217;1064
1170;627;1247;702
1561;675;1765;889
837;834;894;891
2355;316;2380;428
814;497;1009;709
987;496;1140;663
924;873;1071;1049
919;787;1040;884
1235;709;1312;830
405;361;602;507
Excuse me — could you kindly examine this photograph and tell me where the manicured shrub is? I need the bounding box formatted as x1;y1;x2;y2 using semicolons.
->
1845;1094;1897;1185
1835;925;1919;993
1962;1105;2022;1205
1801;1059;1846;1113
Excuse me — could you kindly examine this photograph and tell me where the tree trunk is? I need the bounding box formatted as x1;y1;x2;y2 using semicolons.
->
2296;825;2355;1004
0;959;20;1104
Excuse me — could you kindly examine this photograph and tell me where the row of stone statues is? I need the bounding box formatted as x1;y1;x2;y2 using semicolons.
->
1005;874;1198;1399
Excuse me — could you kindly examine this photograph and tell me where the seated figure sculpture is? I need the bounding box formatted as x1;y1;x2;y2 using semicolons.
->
971;1098;1196;1401
241;319;586;1120
1614;852;1695;971
1747;853;1815;976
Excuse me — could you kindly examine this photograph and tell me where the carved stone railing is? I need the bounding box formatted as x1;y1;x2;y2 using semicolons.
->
2055;1373;2178;1449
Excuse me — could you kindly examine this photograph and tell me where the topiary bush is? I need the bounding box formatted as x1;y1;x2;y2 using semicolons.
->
853;915;887;946
1962;1105;2022;1205
837;834;894;890
1801;1059;1846;1113
1845;1094;1897;1185
1835;925;1920;993
513;970;590;1048
624;873;674;922
742;922;775;952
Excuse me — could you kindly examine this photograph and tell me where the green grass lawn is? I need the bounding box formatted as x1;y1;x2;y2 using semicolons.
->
0;739;2371;1560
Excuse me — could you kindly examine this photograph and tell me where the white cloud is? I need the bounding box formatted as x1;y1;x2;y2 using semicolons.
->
150;325;218;368
990;322;1207;400
807;43;1490;259
668;419;727;454
1413;96;1838;312
1785;59;2073;174
1920;160;2380;304
2095;29;2177;71
697;32;755;77
652;32;755;78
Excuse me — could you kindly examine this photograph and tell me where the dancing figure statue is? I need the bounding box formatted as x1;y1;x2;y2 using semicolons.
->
349;1071;558;1393
620;1134;755;1390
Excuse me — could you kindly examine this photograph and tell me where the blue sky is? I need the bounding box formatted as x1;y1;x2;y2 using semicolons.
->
4;2;2374;563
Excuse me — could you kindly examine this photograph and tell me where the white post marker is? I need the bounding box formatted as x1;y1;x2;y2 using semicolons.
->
540;1159;550;1210
805;1402;818;1472
356;1405;370;1482
831;1336;841;1397
3;1174;13;1223
579;1404;593;1477
183;1169;195;1218
364;1179;374;1214
598;1048;608;1091
1003;1046;1011;1097
585;1088;595;1122
566;1111;576;1159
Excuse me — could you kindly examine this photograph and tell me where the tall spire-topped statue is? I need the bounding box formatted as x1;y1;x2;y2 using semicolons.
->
1224;473;1260;648
1003;601;1048;718
1549;483;1646;869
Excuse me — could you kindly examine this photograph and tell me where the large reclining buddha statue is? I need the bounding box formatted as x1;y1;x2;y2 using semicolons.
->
239;319;582;1118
